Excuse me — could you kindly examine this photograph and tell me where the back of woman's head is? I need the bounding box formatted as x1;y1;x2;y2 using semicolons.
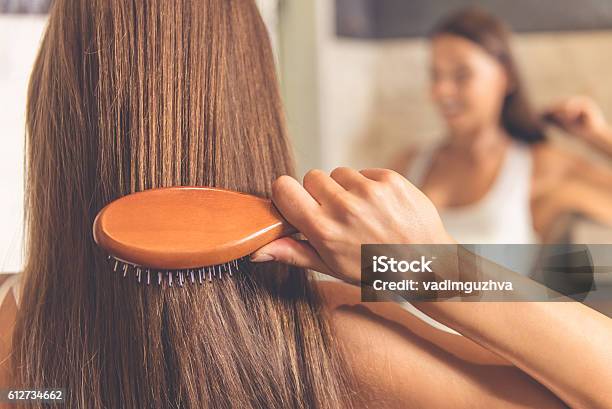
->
432;7;545;143
14;0;354;407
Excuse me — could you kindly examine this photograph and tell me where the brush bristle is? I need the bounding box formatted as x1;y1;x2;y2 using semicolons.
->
105;255;252;287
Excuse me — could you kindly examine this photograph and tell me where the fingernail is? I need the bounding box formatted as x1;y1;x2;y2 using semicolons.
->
250;253;274;262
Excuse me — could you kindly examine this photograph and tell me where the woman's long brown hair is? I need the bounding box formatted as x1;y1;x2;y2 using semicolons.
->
432;7;546;144
13;0;355;407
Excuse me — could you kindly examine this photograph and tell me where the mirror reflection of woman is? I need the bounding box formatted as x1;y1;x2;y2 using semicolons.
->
391;8;612;243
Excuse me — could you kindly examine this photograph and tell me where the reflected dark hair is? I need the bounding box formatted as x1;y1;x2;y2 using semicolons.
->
432;7;546;144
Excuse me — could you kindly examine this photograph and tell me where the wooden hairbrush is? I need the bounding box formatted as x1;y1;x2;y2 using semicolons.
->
93;187;296;286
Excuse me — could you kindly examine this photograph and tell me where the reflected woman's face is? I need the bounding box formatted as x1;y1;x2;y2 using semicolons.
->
429;34;510;138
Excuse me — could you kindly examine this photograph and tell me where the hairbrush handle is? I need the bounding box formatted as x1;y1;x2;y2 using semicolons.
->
93;187;297;270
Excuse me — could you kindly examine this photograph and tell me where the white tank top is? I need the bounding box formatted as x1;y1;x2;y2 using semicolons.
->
406;141;539;245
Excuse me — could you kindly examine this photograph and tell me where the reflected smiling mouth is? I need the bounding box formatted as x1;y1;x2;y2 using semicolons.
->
438;99;465;117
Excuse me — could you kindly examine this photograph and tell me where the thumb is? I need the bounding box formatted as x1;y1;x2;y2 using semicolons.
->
250;237;333;275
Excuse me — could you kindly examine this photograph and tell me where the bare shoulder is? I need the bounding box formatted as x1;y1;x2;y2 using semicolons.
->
0;275;18;330
0;275;18;389
315;280;565;408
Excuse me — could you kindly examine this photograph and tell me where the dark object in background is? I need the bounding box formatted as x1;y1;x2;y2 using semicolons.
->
534;244;595;302
0;0;51;14
336;0;612;39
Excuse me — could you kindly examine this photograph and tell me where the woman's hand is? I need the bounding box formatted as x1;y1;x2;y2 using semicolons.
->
251;167;452;284
543;96;612;156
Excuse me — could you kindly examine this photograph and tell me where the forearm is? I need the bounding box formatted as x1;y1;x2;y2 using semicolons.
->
414;301;612;408
409;249;612;409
